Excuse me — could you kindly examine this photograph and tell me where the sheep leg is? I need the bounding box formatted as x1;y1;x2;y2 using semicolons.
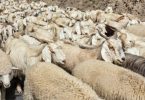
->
0;89;1;100
16;84;23;94
23;79;34;100
1;87;5;100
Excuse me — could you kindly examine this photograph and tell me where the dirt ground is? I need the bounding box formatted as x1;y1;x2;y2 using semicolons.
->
39;0;145;21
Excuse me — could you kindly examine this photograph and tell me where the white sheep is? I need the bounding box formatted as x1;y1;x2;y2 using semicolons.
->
26;23;56;43
126;24;145;37
5;37;45;73
73;59;145;100
0;49;13;100
24;62;103;100
19;35;41;46
56;34;125;72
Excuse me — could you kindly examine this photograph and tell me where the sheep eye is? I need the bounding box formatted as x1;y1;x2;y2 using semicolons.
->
51;51;55;54
109;45;114;50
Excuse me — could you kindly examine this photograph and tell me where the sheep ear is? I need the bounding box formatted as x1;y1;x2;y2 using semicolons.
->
42;46;52;63
48;45;55;53
101;42;113;62
23;18;27;26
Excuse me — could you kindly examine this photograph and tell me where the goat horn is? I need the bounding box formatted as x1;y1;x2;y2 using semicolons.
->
97;28;109;40
78;43;96;49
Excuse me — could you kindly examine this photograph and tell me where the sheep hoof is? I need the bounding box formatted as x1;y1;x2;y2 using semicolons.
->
16;85;23;94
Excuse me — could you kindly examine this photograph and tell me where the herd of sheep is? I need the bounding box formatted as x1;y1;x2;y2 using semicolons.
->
1;0;145;100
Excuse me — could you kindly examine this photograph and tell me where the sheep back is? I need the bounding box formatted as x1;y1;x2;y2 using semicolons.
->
73;59;145;100
24;62;102;100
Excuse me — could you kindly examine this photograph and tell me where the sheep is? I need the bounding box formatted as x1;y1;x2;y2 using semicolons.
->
126;24;145;37
52;17;74;27
5;38;65;71
41;42;66;64
23;62;103;100
0;49;13;87
0;15;7;23
23;16;47;26
5;36;45;73
72;59;145;100
105;6;113;14
106;23;145;52
56;33;125;72
117;30;135;50
116;29;145;57
90;33;105;46
89;10;105;23
0;49;13;100
98;11;124;23
80;19;96;35
124;44;145;57
5;37;66;94
19;35;41;46
48;42;66;65
12;18;25;34
67;10;84;21
121;53;145;77
26;23;56;43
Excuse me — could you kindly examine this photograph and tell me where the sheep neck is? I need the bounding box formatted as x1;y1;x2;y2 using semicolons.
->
80;43;103;61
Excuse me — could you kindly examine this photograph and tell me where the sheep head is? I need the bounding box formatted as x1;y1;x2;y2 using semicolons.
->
105;6;113;14
0;74;12;88
48;43;66;65
0;49;13;88
101;35;125;65
118;30;135;49
104;23;135;50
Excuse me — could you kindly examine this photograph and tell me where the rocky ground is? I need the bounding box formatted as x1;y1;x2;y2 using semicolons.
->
38;0;145;21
